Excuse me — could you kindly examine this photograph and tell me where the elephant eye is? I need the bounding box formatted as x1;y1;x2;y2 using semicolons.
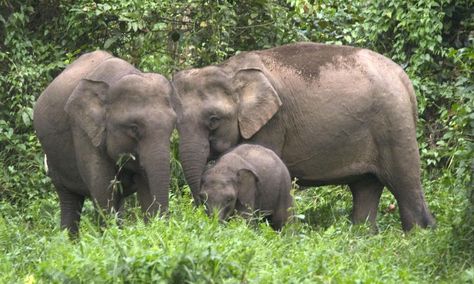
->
208;115;221;130
127;124;141;139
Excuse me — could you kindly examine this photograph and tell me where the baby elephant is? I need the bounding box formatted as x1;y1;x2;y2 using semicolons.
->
199;144;293;230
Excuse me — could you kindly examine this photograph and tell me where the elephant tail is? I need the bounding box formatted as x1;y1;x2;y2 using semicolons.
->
399;71;418;125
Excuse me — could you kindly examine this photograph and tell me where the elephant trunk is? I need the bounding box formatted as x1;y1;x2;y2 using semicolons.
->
178;135;210;202
139;138;172;215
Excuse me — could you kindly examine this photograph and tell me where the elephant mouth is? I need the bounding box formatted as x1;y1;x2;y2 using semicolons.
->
204;203;233;220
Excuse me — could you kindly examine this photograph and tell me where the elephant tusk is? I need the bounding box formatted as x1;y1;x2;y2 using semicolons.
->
43;154;49;174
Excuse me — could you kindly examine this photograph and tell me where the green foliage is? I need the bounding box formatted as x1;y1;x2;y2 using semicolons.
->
0;1;63;203
1;0;471;201
0;0;472;281
0;177;472;282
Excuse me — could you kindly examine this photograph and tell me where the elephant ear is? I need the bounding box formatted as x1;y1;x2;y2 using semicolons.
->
236;168;259;211
64;79;109;147
233;69;282;139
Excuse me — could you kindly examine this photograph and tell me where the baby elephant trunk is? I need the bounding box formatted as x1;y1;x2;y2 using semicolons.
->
201;198;233;222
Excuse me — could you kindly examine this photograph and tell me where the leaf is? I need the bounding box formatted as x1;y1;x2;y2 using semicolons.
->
104;37;117;49
131;22;138;32
384;10;392;18
153;23;167;31
21;111;30;126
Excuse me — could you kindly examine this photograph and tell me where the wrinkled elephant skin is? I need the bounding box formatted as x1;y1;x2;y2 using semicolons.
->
34;51;176;236
200;144;292;230
172;42;435;231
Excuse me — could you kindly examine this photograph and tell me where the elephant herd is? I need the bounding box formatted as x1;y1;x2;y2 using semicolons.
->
33;42;436;236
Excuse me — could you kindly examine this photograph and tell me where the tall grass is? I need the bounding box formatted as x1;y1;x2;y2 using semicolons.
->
0;173;472;283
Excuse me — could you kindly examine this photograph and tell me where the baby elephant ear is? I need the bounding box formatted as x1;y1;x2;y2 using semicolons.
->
64;79;109;147
236;168;259;211
234;69;282;139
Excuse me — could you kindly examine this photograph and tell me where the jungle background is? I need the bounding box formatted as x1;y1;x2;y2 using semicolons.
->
0;0;472;282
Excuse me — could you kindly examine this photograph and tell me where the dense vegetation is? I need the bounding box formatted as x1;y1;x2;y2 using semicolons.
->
1;0;472;282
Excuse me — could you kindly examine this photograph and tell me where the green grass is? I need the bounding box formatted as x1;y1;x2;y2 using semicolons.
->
0;174;472;283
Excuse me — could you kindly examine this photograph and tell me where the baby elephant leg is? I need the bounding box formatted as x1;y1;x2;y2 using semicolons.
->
349;175;384;228
270;195;293;230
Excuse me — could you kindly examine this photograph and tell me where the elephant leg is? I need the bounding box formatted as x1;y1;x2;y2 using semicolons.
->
91;183;122;223
57;188;85;237
91;192;123;230
349;175;384;228
385;176;435;231
113;197;127;228
271;207;291;231
271;194;293;230
381;144;436;231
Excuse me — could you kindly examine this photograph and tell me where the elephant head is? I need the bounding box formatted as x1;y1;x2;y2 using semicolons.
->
172;64;281;200
199;167;258;221
65;73;176;214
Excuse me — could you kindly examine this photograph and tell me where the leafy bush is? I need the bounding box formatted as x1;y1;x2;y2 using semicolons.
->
1;0;471;202
0;178;472;283
0;2;63;203
0;0;472;281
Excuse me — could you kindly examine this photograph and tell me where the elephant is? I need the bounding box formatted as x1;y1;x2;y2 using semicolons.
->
171;42;436;231
33;51;176;235
199;144;293;230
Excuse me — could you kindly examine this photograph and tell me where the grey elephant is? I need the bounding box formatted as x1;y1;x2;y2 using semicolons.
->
199;144;293;230
34;51;176;235
171;42;435;231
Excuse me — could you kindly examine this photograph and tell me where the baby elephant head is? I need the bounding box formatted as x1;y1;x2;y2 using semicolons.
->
199;168;258;221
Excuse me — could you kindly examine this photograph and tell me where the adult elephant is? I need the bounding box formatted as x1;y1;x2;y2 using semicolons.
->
171;42;435;231
34;51;176;235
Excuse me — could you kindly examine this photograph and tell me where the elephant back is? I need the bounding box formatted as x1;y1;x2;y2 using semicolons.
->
34;51;113;136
